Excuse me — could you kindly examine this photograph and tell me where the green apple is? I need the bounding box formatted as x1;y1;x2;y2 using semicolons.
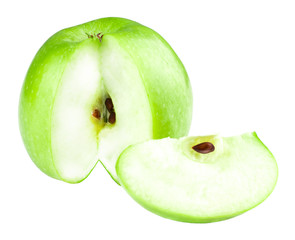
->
116;132;278;223
19;17;193;184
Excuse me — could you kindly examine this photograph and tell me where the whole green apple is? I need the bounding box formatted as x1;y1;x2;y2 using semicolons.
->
19;17;193;184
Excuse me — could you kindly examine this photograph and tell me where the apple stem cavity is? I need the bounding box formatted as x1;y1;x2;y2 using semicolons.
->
192;142;215;154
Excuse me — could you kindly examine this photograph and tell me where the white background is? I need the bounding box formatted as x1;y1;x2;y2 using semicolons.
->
0;0;294;239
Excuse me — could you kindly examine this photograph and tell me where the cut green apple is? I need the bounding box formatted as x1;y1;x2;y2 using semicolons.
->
116;132;278;223
19;17;192;183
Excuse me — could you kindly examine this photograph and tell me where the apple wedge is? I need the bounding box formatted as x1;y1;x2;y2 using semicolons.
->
116;132;278;223
19;17;192;183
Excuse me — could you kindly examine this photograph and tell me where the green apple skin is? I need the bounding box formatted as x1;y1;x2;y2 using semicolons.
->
19;17;193;183
116;132;278;223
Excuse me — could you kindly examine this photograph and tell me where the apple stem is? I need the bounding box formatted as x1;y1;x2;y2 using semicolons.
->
86;33;94;38
97;33;103;42
86;33;103;42
192;142;215;154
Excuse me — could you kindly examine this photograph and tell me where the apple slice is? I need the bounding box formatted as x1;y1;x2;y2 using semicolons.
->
19;18;193;183
116;132;278;223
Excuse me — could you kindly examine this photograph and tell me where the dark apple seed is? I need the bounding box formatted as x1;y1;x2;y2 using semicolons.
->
109;112;116;124
192;142;215;154
105;98;114;112
92;109;101;119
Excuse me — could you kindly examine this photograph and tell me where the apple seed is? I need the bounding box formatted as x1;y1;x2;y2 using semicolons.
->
192;142;215;154
109;111;116;124
92;109;101;119
105;98;114;112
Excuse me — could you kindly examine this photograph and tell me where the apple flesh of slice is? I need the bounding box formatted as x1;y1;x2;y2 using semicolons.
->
19;18;193;183
116;132;278;223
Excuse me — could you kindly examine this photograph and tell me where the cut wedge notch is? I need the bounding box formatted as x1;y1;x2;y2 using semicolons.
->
116;132;278;223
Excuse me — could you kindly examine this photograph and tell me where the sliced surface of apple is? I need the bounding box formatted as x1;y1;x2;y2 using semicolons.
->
116;132;278;223
19;17;192;183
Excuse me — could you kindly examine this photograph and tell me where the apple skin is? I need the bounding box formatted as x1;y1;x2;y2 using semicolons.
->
19;17;193;182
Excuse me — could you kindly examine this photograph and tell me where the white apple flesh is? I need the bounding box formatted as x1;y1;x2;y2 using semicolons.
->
116;132;278;222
